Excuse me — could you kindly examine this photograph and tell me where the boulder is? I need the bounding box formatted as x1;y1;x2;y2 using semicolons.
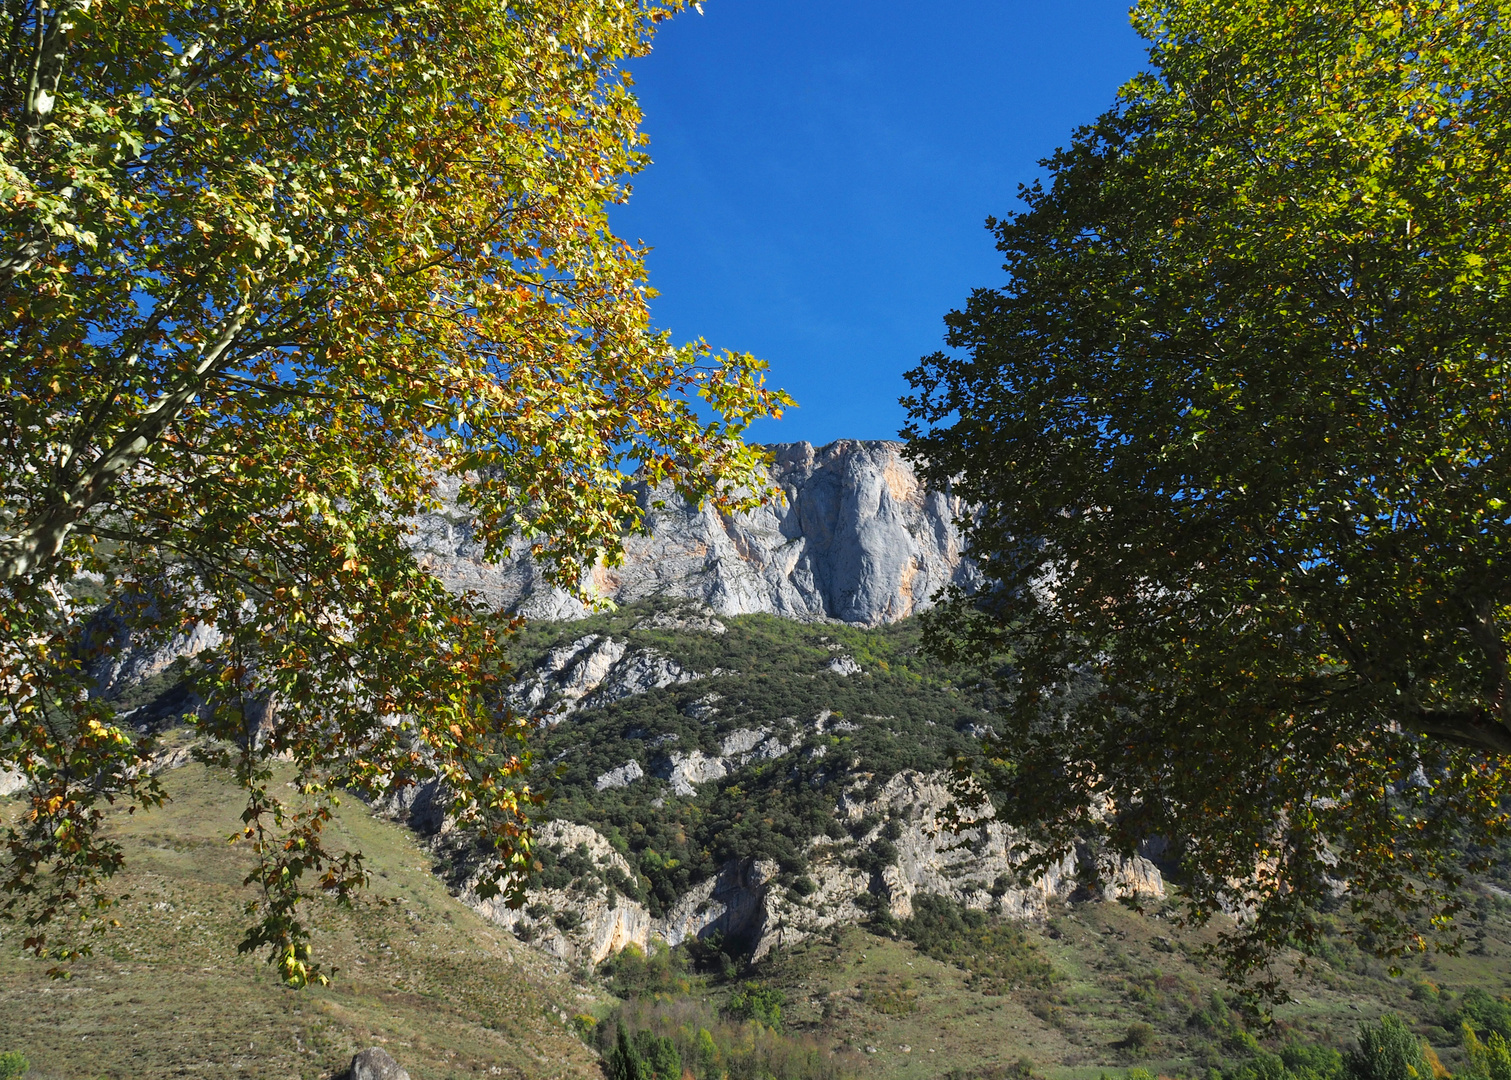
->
347;1047;410;1080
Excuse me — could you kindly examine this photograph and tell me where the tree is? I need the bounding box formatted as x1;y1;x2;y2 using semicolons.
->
903;0;1511;995
1346;1016;1427;1080
631;1029;682;1080
1463;1024;1511;1080
0;0;788;985
607;1025;652;1080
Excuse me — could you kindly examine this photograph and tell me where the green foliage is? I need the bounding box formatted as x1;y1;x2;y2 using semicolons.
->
1445;988;1511;1041
599;943;692;1000
900;893;1057;994
0;1051;26;1080
1463;1024;1511;1080
728;982;786;1029
1346;1016;1426;1080
1124;1022;1156;1054
599;993;847;1080
1225;1045;1346;1080
861;979;919;1016
0;0;788;981
607;1025;652;1080
903;0;1511;993
633;1029;683;1080
695;1027;721;1080
1280;1042;1346;1080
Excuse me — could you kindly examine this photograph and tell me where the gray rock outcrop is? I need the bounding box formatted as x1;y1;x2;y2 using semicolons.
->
346;1047;410;1080
411;440;977;626
467;769;1164;966
508;634;703;723
595;760;645;791
0;768;25;797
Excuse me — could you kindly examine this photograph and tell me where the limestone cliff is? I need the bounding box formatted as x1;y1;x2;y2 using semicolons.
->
409;440;978;626
467;770;1164;967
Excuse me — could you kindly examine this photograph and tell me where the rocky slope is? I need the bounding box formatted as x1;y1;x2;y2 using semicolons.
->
467;768;1164;968
366;604;1171;970
409;440;978;626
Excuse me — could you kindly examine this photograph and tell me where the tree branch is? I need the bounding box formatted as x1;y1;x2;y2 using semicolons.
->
0;303;253;582
1405;706;1511;756
19;0;88;146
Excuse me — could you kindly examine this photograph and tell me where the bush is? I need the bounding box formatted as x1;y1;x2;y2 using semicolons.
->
1124;1023;1156;1054
1280;1042;1345;1080
1346;1015;1426;1080
728;982;786;1029
901;893;1057;993
598;943;691;1000
0;1053;25;1080
1448;989;1511;1041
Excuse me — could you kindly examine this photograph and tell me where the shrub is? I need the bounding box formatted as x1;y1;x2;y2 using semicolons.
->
901;893;1057;993
0;1052;25;1080
862;977;919;1016
1280;1042;1345;1080
728;982;786;1029
598;943;690;999
1125;1023;1156;1054
1346;1015;1426;1080
1449;989;1511;1041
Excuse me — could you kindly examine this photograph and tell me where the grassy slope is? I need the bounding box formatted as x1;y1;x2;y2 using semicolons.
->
742;893;1511;1080
0;760;603;1080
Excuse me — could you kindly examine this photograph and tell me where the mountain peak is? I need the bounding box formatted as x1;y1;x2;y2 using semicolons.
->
413;440;979;625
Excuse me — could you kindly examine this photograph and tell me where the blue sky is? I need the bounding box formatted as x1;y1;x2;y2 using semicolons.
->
612;0;1149;446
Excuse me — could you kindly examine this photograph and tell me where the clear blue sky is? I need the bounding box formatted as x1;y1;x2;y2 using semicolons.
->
612;0;1149;446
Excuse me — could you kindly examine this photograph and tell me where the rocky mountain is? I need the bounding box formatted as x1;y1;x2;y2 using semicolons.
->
375;602;1169;973
409;440;979;626
468;767;1164;969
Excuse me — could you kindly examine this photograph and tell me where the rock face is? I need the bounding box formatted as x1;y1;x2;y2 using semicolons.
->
410;440;977;626
509;633;705;724
467;769;1164;967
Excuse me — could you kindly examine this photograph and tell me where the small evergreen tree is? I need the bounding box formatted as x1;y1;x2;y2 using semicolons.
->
1346;1016;1426;1080
606;1025;649;1080
695;1027;720;1080
631;1030;682;1080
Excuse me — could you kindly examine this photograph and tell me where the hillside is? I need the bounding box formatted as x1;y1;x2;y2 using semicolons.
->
4;440;1510;1080
451;601;1164;969
470;603;1511;1080
0;756;603;1080
3;606;1511;1079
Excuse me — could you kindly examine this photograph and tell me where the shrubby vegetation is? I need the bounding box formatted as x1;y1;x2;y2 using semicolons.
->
591;944;847;1080
899;894;1057;994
